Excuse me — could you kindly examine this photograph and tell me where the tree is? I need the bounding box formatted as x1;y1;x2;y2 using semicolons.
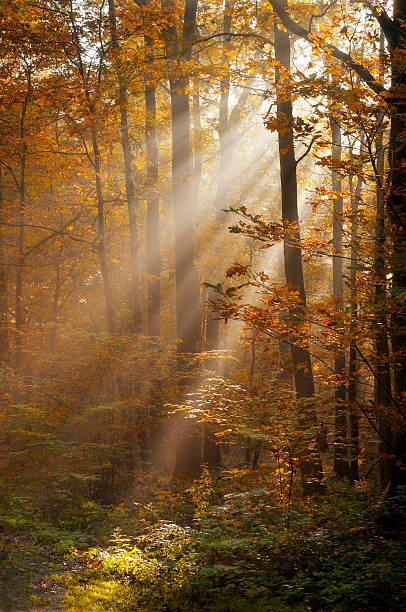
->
144;25;161;340
272;1;324;494
0;168;9;363
108;0;142;333
330;116;348;477
267;0;406;496
348;133;364;482
163;0;202;477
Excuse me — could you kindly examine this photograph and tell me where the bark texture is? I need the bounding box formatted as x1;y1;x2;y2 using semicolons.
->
0;168;9;363
164;0;202;478
108;0;142;333
274;2;324;494
330;118;349;477
145;33;161;339
348;138;363;481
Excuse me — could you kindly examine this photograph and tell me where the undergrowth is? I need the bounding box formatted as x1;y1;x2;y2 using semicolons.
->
58;471;406;612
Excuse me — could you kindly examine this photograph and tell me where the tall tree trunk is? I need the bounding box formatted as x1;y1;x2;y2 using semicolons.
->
145;34;161;339
90;126;115;334
375;110;393;489
386;0;406;495
142;26;162;467
15;143;26;371
204;2;235;469
348;137;363;481
14;84;30;372
50;256;61;353
108;0;142;333
192;58;202;198
330;118;349;476
165;0;201;355
206;0;234;367
199;80;222;469
274;1;324;494
164;0;202;477
214;0;234;223
68;4;115;334
206;3;259;360
0;168;9;364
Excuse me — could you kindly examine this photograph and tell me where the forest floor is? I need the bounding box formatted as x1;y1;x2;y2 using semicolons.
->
1;472;406;612
0;524;81;612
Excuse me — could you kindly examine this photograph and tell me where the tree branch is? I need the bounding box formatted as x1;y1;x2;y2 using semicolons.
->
295;135;319;166
268;0;387;97
21;214;83;261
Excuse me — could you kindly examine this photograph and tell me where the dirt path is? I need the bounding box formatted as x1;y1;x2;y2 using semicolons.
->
0;530;80;612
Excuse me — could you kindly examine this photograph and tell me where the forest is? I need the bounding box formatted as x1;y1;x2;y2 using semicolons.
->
0;0;406;610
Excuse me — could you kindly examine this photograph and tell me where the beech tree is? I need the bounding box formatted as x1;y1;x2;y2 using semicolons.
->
163;0;202;477
267;0;406;496
108;0;142;333
273;0;324;493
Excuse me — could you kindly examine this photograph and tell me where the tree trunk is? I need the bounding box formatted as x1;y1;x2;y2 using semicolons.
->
195;61;222;469
0;168;9;364
375;121;393;488
348;137;363;481
386;0;406;495
214;0;234;223
330;118;349;476
67;5;115;334
203;4;235;470
90;126;115;334
164;0;202;478
50;256;61;353
108;0;141;333
15;144;26;371
267;0;406;497
145;34;161;339
192;57;202;197
202;432;222;469
165;0;201;355
206;4;259;364
206;0;234;369
274;2;324;494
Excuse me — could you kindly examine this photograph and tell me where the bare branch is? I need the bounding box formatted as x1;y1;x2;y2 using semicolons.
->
295;135;319;166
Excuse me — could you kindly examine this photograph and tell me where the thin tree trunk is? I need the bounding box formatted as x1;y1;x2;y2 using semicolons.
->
50;257;61;353
214;0;233;223
274;1;324;494
385;0;406;496
206;0;234;358
15;143;26;371
198;55;222;468
0;168;9;364
67;4;115;334
145;34;161;339
192;58;202;198
90;126;115;334
375;113;393;489
14;84;30;372
330;118;349;476
206;58;260;363
348;137;363;481
203;4;234;470
142;26;162;468
108;0;142;333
